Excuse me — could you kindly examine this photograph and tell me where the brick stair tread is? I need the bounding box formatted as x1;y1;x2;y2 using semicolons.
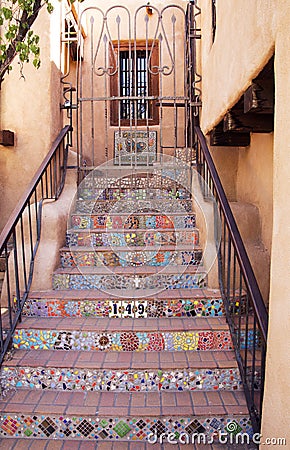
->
0;440;256;450
60;245;203;252
0;389;249;416
28;287;222;300
53;265;205;275
15;316;229;332
4;349;239;370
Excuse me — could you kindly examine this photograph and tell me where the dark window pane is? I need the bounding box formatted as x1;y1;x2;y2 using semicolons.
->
119;50;150;120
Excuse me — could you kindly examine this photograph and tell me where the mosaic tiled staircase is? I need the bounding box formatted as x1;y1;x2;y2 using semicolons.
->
0;173;252;446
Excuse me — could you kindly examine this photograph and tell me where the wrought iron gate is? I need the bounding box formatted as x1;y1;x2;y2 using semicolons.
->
61;1;201;178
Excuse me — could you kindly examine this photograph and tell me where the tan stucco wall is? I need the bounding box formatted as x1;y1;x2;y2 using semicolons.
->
199;0;290;441
30;152;78;291
0;1;63;231
206;142;238;202
206;142;273;299
201;0;275;133
261;1;290;442
237;133;273;253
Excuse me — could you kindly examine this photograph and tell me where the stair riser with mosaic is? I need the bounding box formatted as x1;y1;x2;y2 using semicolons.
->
13;330;233;352
1;367;242;392
78;175;191;192
78;187;190;202
0;414;252;442
52;272;207;291
60;249;203;268
71;213;196;231
66;228;199;248
75;199;193;214
22;297;225;318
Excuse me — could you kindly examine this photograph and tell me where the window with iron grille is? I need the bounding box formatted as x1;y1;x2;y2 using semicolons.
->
110;41;159;126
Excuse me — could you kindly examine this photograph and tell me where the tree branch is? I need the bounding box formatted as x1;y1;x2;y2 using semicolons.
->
0;0;43;85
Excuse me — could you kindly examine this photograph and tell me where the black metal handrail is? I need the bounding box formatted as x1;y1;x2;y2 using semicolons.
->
0;125;71;366
194;125;268;433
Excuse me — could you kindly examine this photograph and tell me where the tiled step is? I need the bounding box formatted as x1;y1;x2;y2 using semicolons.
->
12;317;233;352
78;186;191;201
0;440;257;450
71;212;196;230
79;171;191;190
0;390;251;442
52;266;207;291
2;349;242;392
74;198;193;214
66;228;199;248
3;349;239;370
59;247;203;268
0;389;249;417
23;288;225;318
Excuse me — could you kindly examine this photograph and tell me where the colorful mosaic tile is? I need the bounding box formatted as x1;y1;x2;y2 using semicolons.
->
0;414;253;441
239;329;261;349
71;214;196;231
12;330;233;352
75;199;193;214
78;187;191;202
79;173;190;191
52;272;207;291
22;297;225;318
114;130;157;165
60;249;203;269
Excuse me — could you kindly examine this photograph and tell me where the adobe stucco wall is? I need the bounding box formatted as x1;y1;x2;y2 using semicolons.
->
237;133;273;253
201;0;275;133
261;2;290;442
0;1;63;231
200;0;290;441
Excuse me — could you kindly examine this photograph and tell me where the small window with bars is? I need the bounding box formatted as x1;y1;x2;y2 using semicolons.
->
110;41;159;126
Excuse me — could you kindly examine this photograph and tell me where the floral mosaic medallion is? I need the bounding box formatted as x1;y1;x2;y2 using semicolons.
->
0;414;253;442
12;330;233;352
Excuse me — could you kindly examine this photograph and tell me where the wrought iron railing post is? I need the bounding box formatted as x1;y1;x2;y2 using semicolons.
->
193;125;268;433
0;125;71;366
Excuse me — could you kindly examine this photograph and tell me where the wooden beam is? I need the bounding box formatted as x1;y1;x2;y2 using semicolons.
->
0;130;14;146
210;124;250;147
244;81;274;114
223;111;274;133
